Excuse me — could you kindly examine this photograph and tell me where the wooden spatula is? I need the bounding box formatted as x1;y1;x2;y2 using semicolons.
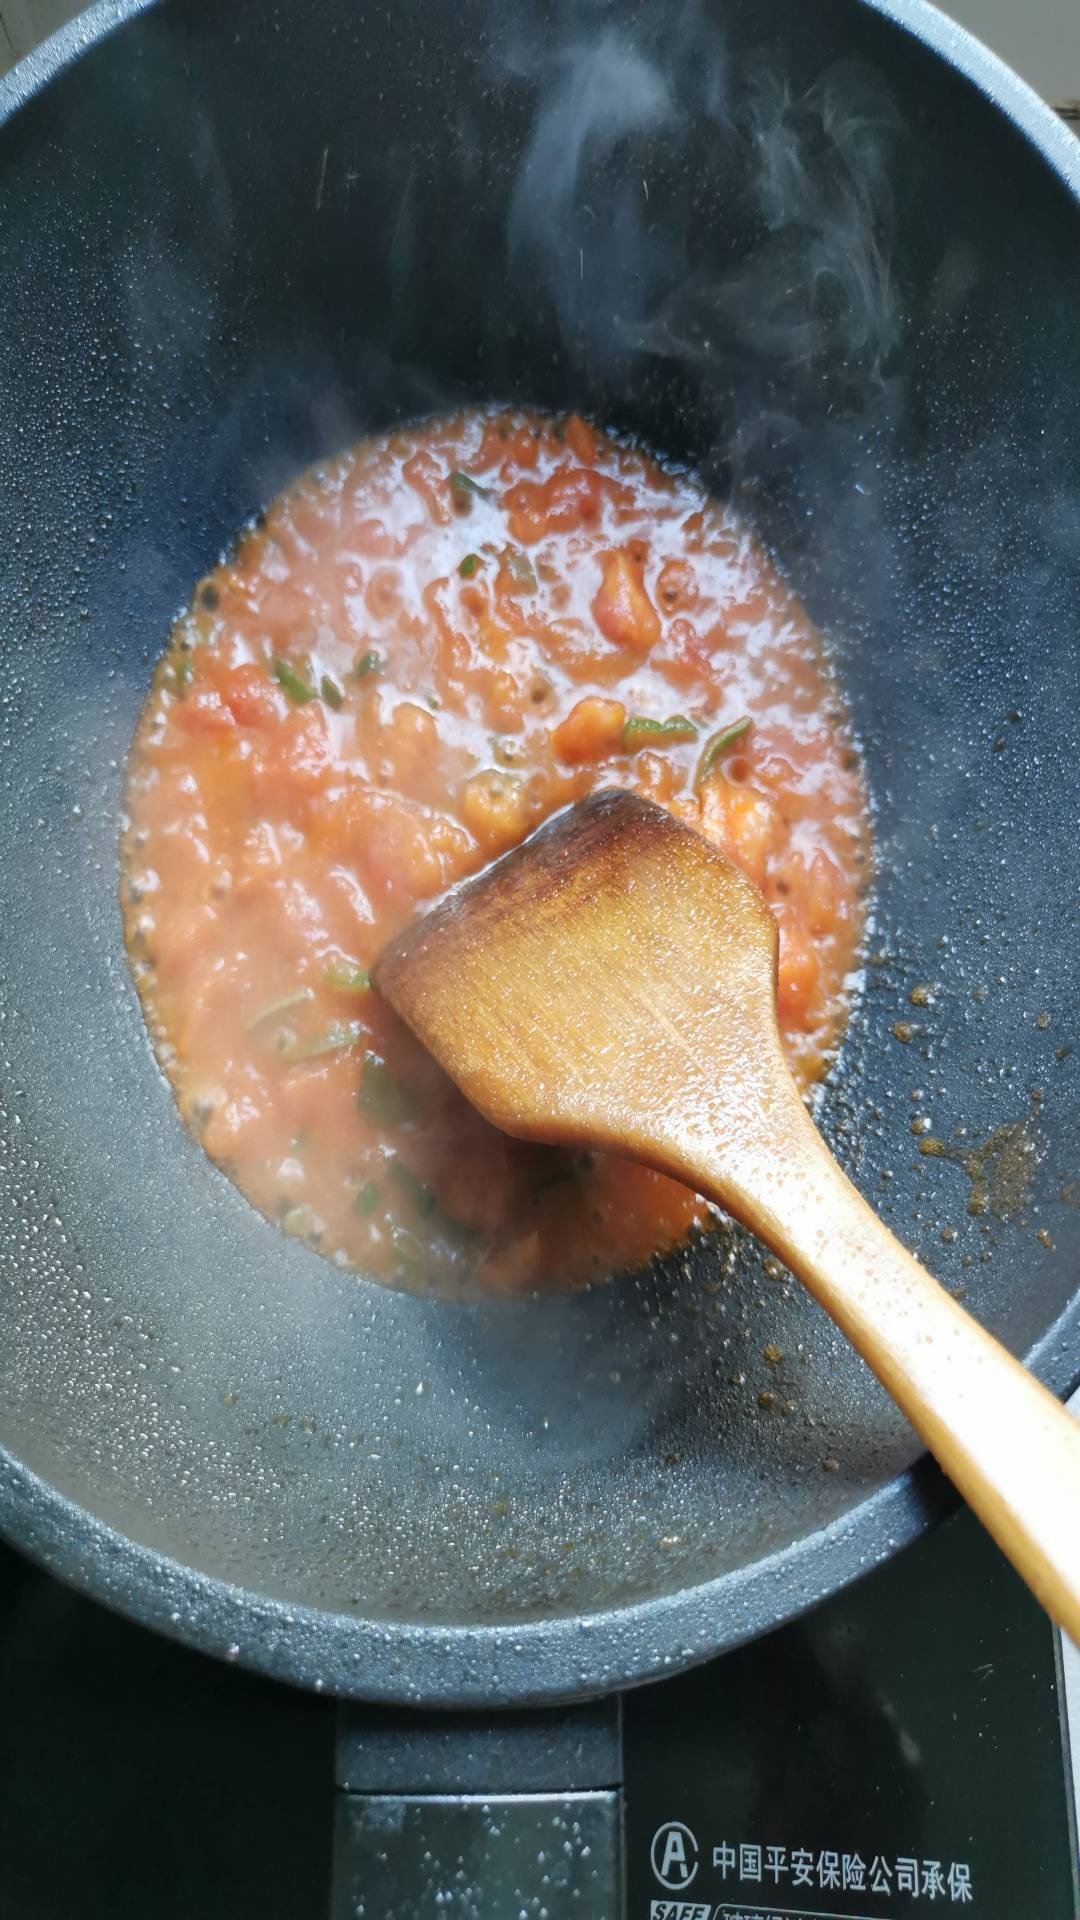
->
375;787;1080;1637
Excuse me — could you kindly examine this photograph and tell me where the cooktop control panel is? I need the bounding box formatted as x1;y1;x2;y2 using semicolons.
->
624;1510;1078;1920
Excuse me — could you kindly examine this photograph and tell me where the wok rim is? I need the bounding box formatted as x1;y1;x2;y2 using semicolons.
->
2;1297;1078;1704
0;0;1077;1704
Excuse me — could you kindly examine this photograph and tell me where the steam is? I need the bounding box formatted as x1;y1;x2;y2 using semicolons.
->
685;61;901;381
499;5;904;501
507;30;676;352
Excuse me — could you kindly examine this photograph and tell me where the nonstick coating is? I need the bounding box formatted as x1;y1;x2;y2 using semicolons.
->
0;0;1078;1704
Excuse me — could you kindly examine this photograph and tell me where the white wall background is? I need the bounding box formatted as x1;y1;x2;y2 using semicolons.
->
927;0;1080;109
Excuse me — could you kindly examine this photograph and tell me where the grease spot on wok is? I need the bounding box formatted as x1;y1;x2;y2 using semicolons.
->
917;1113;1041;1221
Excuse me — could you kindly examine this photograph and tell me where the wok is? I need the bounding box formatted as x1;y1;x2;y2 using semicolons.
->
0;0;1078;1714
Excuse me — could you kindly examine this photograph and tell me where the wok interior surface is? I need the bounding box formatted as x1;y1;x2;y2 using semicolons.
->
0;0;1077;1702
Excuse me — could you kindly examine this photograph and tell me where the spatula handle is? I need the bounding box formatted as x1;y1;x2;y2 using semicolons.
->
684;1087;1080;1642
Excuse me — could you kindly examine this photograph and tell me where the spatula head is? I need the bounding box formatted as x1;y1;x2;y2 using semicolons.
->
374;789;786;1181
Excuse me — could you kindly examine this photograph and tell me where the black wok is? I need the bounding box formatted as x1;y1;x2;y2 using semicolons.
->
0;0;1078;1710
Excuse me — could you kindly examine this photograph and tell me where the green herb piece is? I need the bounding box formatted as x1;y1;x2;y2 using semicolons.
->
458;553;480;578
354;1180;380;1216
391;1227;424;1268
696;715;753;786
282;1204;320;1239
622;714;698;752
506;548;536;587
172;650;194;695
388;1159;437;1217
281;1020;364;1063
358;1053;418;1128
320;673;344;710
272;658;317;704
440;1215;485;1250
449;470;493;499
354;650;382;679
323;960;371;995
246;988;314;1034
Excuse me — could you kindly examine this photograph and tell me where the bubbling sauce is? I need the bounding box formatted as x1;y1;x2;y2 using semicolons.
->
122;410;869;1293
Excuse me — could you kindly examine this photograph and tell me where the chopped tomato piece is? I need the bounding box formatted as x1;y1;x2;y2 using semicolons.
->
505;466;604;544
501;425;539;472
697;778;780;891
564;414;599;465
777;920;823;1030
401;448;453;523
460;770;532;853
803;848;846;937
656;559;697;613
221;662;286;730
592;549;661;652
176;688;237;736
633;749;678;804
551;697;626;763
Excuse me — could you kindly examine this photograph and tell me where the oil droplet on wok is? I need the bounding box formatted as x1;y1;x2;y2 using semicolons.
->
918;1114;1040;1221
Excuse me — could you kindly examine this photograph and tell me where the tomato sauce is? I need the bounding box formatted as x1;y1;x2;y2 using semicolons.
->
122;410;869;1293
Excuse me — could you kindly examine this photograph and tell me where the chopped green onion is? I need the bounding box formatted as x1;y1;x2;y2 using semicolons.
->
388;1159;437;1217
506;548;536;587
246;988;314;1034
458;553;480;578
358;1053;418;1127
320;673;344;710
622;714;698;752
282;1204;321;1240
323;960;371;994
354;1180;380;1216
391;1227;424;1268
353;650;382;679
281;1020;364;1063
172;651;194;695
439;1213;485;1249
449;470;493;499
696;716;753;786
273;658;317;704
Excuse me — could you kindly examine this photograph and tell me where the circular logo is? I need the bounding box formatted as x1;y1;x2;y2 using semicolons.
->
651;1821;700;1891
